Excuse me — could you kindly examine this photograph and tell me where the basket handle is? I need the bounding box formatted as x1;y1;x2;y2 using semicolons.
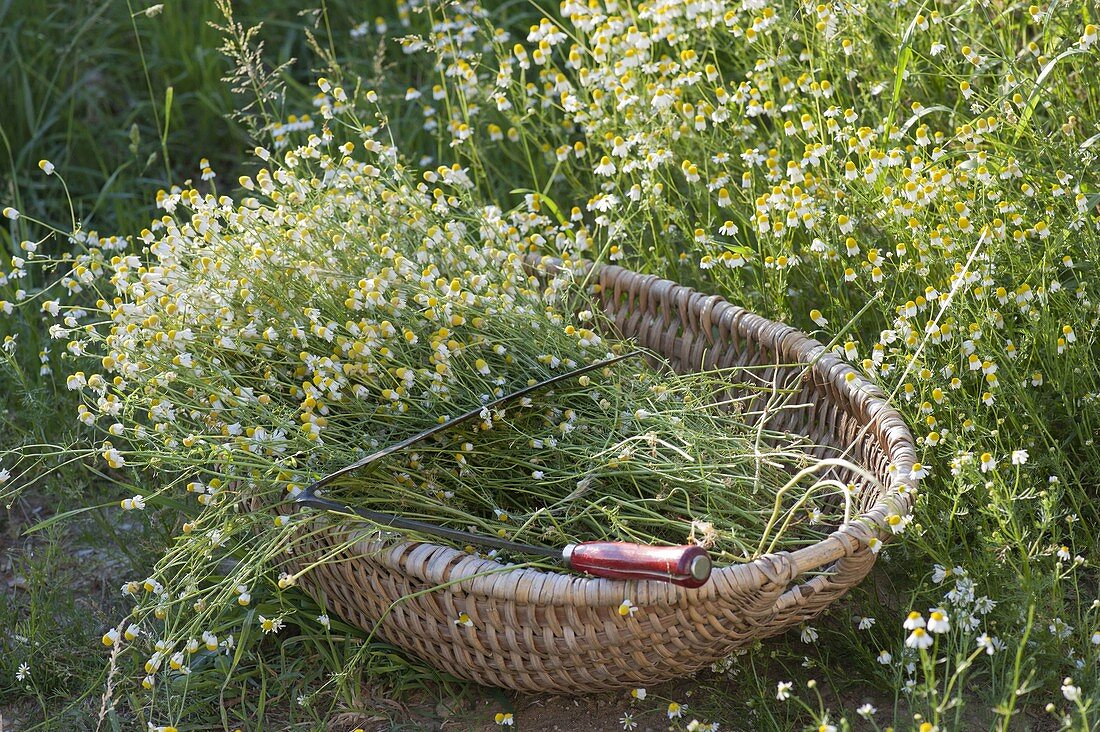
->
565;542;712;588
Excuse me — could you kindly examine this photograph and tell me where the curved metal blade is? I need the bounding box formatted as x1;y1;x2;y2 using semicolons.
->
304;349;642;491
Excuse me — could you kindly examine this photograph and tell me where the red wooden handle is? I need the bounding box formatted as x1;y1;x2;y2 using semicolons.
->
563;542;712;587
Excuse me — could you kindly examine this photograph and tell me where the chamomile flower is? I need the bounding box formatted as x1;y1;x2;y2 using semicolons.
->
259;616;284;634
886;513;911;534
905;627;934;650
120;495;146;511
926;609;950;633
976;633;997;655
594;156;616;176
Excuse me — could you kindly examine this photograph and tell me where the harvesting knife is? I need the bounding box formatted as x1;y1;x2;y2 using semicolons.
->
296;488;712;587
293;350;713;588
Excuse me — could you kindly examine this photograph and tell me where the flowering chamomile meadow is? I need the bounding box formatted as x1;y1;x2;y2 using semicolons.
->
1;93;869;730
2;0;1100;729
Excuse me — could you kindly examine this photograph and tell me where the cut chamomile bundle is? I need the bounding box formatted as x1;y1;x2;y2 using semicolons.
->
307;355;842;566
6;132;870;687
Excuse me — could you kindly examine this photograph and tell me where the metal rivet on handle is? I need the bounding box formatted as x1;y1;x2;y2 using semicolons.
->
690;554;712;582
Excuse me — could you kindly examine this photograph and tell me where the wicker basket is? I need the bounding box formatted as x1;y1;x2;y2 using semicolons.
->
284;258;916;694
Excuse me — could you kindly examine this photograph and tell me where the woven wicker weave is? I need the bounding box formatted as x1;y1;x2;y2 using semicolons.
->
285;258;916;694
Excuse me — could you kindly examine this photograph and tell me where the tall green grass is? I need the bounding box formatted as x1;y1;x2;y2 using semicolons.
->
0;1;392;726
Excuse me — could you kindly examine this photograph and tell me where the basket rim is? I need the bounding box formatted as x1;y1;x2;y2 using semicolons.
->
297;260;917;607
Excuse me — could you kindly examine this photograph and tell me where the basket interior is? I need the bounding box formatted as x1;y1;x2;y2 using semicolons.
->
586;266;892;529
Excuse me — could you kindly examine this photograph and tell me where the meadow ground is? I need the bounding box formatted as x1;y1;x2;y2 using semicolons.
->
2;1;1099;730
